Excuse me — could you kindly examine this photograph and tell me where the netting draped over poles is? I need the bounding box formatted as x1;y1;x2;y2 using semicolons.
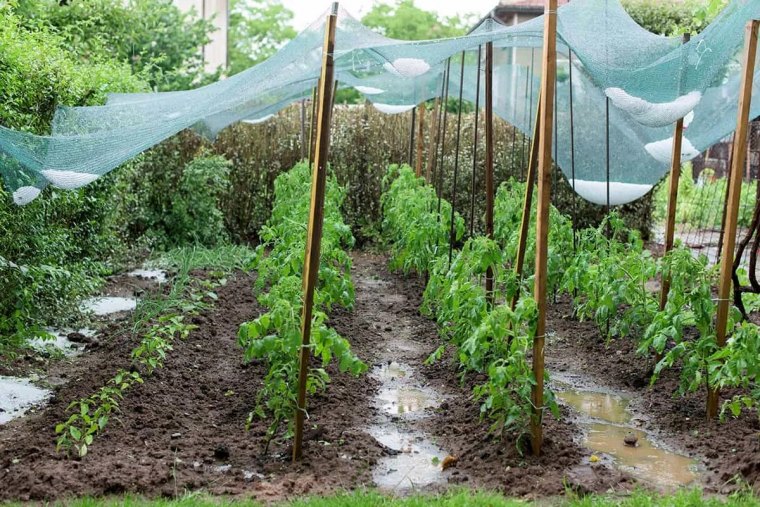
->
2;0;760;207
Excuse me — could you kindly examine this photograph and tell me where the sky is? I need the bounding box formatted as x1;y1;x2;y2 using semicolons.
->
281;0;499;31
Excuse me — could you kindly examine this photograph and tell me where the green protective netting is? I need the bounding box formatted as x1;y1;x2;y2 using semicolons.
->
1;0;760;206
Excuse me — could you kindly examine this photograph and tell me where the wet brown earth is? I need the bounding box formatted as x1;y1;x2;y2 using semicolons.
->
547;296;760;495
1;252;757;502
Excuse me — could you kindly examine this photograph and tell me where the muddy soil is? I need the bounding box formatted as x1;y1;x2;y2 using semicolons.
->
0;271;384;503
546;296;760;494
5;253;755;503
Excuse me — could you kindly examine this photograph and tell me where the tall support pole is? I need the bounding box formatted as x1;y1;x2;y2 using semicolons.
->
293;3;339;461
531;0;557;456
308;83;319;166
659;33;691;316
707;19;759;420
408;107;417;167
449;52;466;266
426;97;442;183
510;98;541;313
469;44;483;237
415;105;426;177
300;99;307;161
485;41;495;300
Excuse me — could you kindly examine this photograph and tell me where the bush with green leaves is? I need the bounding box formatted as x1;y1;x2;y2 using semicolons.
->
238;162;365;451
0;5;147;354
14;0;215;90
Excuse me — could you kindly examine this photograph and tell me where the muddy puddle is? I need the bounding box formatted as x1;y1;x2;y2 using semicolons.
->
369;360;447;492
0;376;51;425
82;296;137;316
555;380;698;489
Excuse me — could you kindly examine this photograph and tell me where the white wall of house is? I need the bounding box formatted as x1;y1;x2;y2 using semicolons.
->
175;0;229;73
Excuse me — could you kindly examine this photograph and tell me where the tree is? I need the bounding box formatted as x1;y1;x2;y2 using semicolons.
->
361;0;472;41
15;0;215;90
228;0;296;76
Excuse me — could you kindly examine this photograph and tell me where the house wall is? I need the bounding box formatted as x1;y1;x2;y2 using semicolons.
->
175;0;228;73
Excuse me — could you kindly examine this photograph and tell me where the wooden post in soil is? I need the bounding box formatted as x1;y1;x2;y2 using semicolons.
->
485;41;495;299
415;106;426;177
510;98;541;312
293;3;339;461
658;33;691;321
707;19;760;420
530;0;557;456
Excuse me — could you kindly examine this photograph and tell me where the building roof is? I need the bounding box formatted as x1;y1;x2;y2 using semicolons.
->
496;0;570;14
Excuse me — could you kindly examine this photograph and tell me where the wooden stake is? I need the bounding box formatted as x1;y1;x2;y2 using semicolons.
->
415;105;426;177
293;3;339;461
658;34;691;320
531;0;557;456
707;19;760;420
510;98;541;313
485;41;495;299
300;99;307;162
408;107;417;167
426;98;442;183
308;83;319;166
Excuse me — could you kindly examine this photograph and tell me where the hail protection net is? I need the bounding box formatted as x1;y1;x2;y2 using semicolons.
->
1;0;760;206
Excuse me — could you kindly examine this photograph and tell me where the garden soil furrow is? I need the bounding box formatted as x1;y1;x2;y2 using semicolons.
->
546;296;760;494
0;271;384;502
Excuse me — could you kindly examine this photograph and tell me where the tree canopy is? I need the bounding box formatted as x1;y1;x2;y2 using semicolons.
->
361;0;472;41
228;0;297;76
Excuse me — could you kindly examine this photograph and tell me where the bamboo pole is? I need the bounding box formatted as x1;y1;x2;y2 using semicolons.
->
659;34;691;318
300;99;307;161
510;98;541;313
531;0;557;456
707;19;759;420
485;41;495;300
415;105;426;177
293;3;339;461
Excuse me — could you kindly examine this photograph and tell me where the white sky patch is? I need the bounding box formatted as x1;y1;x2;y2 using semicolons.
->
283;0;496;32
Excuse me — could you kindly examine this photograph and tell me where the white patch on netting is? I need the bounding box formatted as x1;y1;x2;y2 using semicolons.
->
41;170;100;189
383;58;431;78
571;179;654;206
604;88;702;127
372;103;416;114
242;114;275;125
12;186;41;205
355;85;385;95
683;110;695;128
644;136;700;164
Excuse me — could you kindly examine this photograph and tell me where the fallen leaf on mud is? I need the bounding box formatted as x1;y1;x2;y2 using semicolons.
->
589;454;600;463
441;455;458;470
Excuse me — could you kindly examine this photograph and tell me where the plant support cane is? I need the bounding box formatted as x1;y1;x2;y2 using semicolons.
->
707;19;759;420
293;3;339;461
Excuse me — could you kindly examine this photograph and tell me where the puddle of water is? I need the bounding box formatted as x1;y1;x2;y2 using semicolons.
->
585;423;698;488
369;426;446;491
31;328;96;356
558;390;631;425
377;386;439;416
82;296;137;316
127;269;167;283
0;376;51;424
557;388;698;489
373;361;408;381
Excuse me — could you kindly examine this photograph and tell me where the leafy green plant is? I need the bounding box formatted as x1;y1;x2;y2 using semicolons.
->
562;213;657;341
381;164;464;275
238;162;365;451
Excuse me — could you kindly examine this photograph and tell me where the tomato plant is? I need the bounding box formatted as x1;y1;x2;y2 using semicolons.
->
238;162;366;451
